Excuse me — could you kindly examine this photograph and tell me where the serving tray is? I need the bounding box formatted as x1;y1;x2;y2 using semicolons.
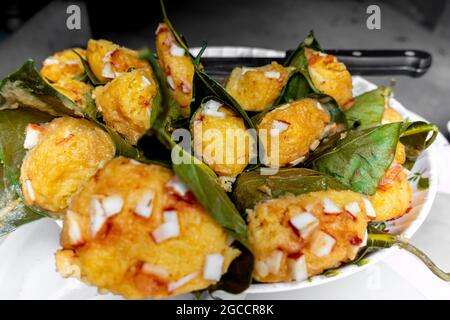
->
0;48;439;299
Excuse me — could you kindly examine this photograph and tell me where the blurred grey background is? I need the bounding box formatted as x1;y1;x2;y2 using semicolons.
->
0;0;449;137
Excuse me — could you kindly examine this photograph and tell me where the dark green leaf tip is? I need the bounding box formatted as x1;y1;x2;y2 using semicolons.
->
304;31;315;46
194;42;208;66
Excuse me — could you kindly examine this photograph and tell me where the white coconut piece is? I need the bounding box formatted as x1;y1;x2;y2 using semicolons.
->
43;58;59;65
141;76;151;88
288;255;308;281
90;198;106;236
167;75;176;90
264;71;280;79
23;124;42;149
202;99;225;118
290;212;319;239
167;271;199;292
288;156;306;167
270;120;289;136
311;231;336;257
265;250;284;274
169;43;185;57
101;195;123;217
135;191;155;218
363;198;376;218
345;202;360;217
255;261;269;278
203;253;224;281
166;176;189;197
323;197;341;214
309;139;320;151
66;210;83;244
315;101;324;111
101;50;116;79
290;212;317;231
142;263;169;278
24;179;36;202
151;210;180;243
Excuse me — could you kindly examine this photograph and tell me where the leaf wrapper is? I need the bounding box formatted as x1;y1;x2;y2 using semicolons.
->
345;87;390;130
276;31;323;103
0;108;54;235
263;32;346;130
0;59;147;162
233;168;348;212
308;122;402;195
0;60;82;116
400;121;438;169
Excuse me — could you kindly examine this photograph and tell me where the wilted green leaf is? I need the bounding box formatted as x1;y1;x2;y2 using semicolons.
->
0;60;82;116
233;167;348;212
0;108;54;235
308;122;402;195
400;121;438;169
345;87;391;130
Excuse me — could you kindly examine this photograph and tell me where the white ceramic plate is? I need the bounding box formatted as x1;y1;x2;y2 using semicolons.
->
0;48;439;299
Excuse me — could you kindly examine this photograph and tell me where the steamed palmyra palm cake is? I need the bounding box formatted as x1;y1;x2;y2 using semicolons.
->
155;23;194;116
93;68;158;144
51;78;92;108
86;39;149;82
40;48;86;83
225;62;290;112
249;190;369;282
20;117;115;214
305;48;352;107
257;98;330;167
192;99;253;190
56;157;240;299
40;48;93;108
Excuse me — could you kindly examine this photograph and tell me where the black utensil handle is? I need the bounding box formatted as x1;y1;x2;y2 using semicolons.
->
200;49;432;79
325;49;432;78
